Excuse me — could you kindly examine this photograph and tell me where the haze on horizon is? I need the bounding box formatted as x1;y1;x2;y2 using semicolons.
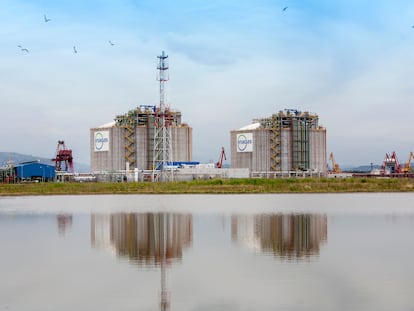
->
2;0;414;169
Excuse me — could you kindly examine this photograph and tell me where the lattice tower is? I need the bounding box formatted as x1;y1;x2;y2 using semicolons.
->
152;51;173;182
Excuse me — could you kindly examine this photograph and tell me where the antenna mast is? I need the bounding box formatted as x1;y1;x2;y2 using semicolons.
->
152;51;173;181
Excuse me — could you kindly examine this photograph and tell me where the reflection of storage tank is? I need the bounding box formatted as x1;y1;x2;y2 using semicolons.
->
231;213;327;259
91;213;193;311
91;213;193;264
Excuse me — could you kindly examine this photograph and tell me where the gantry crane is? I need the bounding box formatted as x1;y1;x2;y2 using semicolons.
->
216;147;226;168
401;151;414;173
329;152;342;173
52;140;74;173
380;151;401;174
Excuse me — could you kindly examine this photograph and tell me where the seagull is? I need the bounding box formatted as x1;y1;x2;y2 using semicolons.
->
282;6;288;11
73;46;77;53
108;40;115;46
44;14;51;22
17;45;29;52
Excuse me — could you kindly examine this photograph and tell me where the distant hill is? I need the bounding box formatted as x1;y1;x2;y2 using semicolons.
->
0;152;90;173
336;164;414;173
346;165;381;172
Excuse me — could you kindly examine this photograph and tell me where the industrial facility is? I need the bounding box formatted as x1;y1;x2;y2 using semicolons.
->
4;49;414;183
0;140;73;183
230;109;327;176
90;51;193;180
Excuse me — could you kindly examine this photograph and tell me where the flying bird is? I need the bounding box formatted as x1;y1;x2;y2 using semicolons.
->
44;14;51;22
108;40;115;46
17;45;29;52
73;46;77;53
282;6;288;11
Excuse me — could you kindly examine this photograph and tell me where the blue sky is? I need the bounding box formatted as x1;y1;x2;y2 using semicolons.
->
1;0;414;168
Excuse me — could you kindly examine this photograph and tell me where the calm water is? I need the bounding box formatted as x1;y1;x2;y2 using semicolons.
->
1;194;414;311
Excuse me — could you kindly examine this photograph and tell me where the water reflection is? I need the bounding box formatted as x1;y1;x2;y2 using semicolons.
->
3;193;414;311
89;212;326;310
231;213;327;259
91;213;193;310
56;214;73;235
91;213;193;265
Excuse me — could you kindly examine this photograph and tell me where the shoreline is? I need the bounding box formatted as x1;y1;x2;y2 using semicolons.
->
1;177;414;196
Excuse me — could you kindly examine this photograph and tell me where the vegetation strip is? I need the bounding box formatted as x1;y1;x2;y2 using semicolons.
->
1;178;414;195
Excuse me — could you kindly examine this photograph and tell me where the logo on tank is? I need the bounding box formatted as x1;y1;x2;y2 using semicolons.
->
237;133;253;152
94;131;109;151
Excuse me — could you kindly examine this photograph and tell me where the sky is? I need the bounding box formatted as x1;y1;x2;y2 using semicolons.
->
1;0;414;169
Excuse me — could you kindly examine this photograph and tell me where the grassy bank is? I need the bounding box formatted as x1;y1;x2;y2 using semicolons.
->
1;177;414;196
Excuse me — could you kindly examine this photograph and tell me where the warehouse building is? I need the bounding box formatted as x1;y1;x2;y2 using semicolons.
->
90;105;192;173
230;109;327;176
15;161;55;182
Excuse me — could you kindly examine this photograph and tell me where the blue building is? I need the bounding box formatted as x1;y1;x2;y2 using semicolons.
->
15;161;55;182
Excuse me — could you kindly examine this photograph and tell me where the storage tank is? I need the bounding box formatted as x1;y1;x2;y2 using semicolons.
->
230;109;327;175
90;106;192;173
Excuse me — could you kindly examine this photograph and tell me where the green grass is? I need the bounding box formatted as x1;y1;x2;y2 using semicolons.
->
1;177;414;196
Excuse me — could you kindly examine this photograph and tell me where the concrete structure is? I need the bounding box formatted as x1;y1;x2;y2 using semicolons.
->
90;105;192;173
230;109;327;175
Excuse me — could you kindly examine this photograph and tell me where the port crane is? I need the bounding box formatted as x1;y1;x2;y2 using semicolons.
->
401;151;414;173
216;147;226;168
329;152;341;173
380;151;401;174
52;140;74;173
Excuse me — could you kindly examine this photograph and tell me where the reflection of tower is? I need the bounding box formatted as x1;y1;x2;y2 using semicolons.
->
159;213;170;311
152;51;173;182
91;213;192;310
231;213;327;259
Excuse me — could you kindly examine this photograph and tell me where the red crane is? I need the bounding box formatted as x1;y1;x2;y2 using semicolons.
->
52;140;74;173
380;151;401;174
216;147;226;168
